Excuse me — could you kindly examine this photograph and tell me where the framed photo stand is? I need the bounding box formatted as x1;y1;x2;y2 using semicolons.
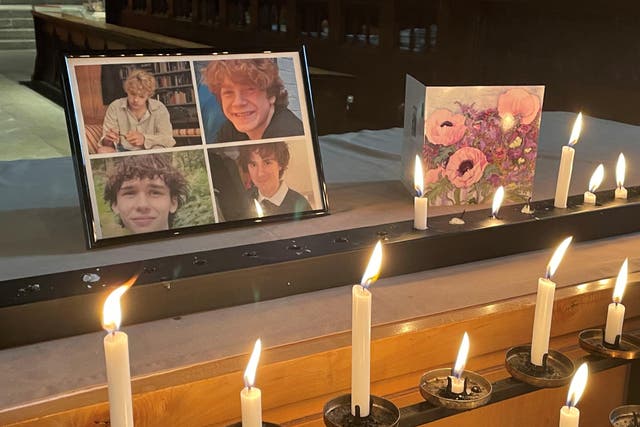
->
61;47;328;248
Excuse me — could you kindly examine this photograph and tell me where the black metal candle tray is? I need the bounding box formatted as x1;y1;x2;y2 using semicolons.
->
1;186;640;348
400;354;630;426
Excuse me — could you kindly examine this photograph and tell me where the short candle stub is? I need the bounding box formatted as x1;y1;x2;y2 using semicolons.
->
323;394;400;427
521;200;535;215
419;369;492;410
444;376;469;399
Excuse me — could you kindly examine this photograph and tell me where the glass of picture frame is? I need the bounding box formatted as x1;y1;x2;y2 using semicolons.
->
61;47;328;248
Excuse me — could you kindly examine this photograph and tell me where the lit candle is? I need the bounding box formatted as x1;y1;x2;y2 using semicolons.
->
102;276;137;427
414;155;428;230
554;113;583;208
604;259;628;345
448;332;469;394
491;186;505;219
559;362;588;427
583;164;604;205
615;153;627;199
241;339;262;427
352;241;383;418
531;237;573;366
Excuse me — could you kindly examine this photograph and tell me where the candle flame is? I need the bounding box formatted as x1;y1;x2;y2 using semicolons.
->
102;274;138;333
452;332;470;379
612;258;628;304
491;186;504;218
254;199;264;218
414;155;424;197
588;164;604;192
568;112;582;147
545;236;573;279
361;241;383;289
616;153;626;188
566;362;588;408
243;338;262;388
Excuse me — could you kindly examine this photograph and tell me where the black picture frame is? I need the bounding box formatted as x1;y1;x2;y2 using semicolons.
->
61;47;328;248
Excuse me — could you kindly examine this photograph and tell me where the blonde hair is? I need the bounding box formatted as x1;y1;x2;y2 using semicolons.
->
201;59;288;107
123;69;157;97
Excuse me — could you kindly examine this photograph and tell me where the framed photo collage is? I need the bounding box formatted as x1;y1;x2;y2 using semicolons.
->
62;48;328;247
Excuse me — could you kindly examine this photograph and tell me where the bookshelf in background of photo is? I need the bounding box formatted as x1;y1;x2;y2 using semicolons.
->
117;61;201;146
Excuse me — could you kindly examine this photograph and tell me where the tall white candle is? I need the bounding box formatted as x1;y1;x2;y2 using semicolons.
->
583;164;604;205
352;241;383;417
605;259;628;345
554;113;582;208
531;277;555;366
241;339;262;427
448;332;469;394
615;153;628;199
414;155;428;230
559;363;588;427
531;237;573;366
102;279;136;427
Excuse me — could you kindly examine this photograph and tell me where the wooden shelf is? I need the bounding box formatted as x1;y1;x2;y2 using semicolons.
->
1;277;638;426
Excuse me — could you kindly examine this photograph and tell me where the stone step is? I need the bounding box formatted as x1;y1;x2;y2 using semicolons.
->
0;27;33;39
0;38;35;49
0;6;32;19
0;17;32;28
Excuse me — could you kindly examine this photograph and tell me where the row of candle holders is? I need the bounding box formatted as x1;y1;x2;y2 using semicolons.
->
320;233;640;426
317;329;640;427
99;227;638;427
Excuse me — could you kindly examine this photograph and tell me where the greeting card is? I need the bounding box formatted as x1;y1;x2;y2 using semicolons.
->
402;77;545;206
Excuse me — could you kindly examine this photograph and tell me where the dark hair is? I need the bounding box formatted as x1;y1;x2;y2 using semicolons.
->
201;58;289;107
238;142;290;179
103;154;189;227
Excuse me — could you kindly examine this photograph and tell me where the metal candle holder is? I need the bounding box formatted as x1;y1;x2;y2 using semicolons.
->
418;368;492;410
323;394;400;427
579;329;640;359
504;345;574;387
609;405;640;427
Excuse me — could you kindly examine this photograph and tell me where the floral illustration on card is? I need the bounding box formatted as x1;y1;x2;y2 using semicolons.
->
421;86;544;206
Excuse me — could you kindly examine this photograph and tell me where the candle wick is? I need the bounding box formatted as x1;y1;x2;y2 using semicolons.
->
459;210;466;220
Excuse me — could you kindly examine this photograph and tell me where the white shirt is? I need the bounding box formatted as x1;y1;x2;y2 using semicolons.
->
258;181;288;207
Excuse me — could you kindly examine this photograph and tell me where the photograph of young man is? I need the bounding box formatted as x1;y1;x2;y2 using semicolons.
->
99;69;176;152
201;58;304;142
238;142;311;216
103;154;188;234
